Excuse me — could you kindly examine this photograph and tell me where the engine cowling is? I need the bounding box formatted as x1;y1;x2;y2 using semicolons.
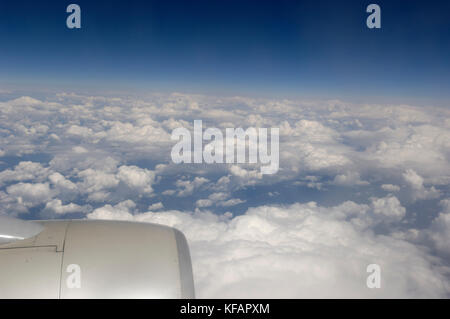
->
0;219;195;299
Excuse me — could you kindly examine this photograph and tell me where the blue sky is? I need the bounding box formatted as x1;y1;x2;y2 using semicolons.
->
0;0;449;101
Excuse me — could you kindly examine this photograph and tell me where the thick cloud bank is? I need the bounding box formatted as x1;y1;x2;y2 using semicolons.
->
0;92;449;297
88;201;449;298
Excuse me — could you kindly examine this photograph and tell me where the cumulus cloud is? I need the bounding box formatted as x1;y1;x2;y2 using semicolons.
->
0;161;50;185
116;165;156;194
77;168;119;201
370;196;406;224
0;92;449;298
48;172;78;198
333;171;369;186
148;202;164;211
88;202;449;298
229;165;262;183
43;199;91;215
428;199;450;256
403;169;440;201
88;200;136;220
175;177;209;197
6;182;53;207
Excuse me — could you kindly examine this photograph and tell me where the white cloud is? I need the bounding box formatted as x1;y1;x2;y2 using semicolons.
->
403;169;440;201
208;192;229;201
6;182;53;207
77;168;119;201
370;196;406;223
48;172;77;193
117;165;156;194
196;192;245;208
195;199;213;208
381;184;401;192
88;201;449;298
148;202;164;211
1;92;450;298
8;96;43;107
0;161;50;185
88;200;136;220
428;199;450;256
44;199;90;215
66;125;93;139
217;198;246;207
333;171;369;186
229;165;262;182
175;177;209;197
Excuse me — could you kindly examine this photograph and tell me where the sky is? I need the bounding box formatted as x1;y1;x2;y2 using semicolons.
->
0;0;449;101
0;1;450;298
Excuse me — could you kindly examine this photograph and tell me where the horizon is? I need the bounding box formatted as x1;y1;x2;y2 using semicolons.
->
1;0;449;102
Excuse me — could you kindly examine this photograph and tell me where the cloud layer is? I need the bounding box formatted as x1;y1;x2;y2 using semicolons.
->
0;92;449;297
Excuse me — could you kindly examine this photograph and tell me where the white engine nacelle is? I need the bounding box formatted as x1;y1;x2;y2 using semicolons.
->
0;219;195;298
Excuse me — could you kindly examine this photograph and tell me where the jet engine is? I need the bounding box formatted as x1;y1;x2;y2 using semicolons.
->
0;218;195;298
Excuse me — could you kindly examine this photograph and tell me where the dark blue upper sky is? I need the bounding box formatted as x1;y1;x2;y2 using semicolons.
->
0;0;449;101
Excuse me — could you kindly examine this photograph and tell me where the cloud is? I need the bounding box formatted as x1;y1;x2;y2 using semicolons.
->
428;199;450;256
196;192;246;208
48;172;77;193
148;202;164;211
229;165;262;183
6;182;53;207
403;169;440;201
370;196;406;223
117;165;156;194
8;96;44;107
195;199;213;208
66;125;93;139
381;184;401;192
43;199;90;215
0;92;449;298
333;171;369;186
88;200;136;220
175;177;209;197
77;168;119;201
0;161;50;186
217;198;246;207
88;201;449;298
